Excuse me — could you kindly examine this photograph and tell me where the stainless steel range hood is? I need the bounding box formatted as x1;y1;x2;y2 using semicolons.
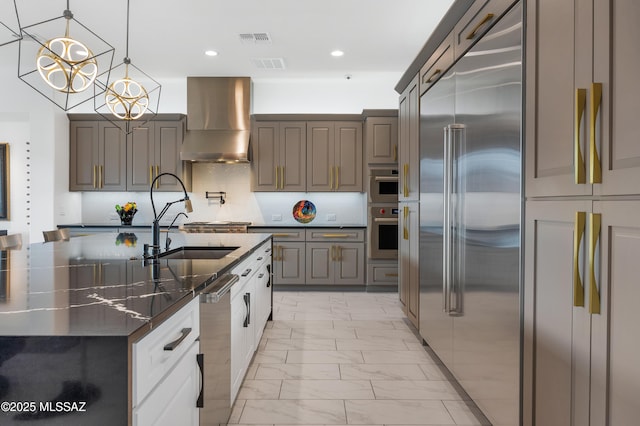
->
182;77;252;162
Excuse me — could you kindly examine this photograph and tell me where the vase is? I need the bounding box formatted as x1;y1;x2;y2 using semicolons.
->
120;214;135;226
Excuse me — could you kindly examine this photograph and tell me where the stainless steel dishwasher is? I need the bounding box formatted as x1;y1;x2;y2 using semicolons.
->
198;273;237;425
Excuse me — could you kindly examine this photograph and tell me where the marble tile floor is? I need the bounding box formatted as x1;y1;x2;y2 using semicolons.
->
228;290;491;426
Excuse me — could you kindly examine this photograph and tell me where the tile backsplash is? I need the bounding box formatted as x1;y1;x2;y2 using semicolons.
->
80;163;366;226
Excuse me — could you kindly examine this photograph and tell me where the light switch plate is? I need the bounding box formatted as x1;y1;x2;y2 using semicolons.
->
327;213;337;221
272;214;282;221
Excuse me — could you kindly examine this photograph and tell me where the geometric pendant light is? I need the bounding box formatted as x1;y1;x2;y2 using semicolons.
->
18;1;115;111
0;0;21;47
94;0;160;133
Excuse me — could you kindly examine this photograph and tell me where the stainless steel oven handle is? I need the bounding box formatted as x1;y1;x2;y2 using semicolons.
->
373;217;399;223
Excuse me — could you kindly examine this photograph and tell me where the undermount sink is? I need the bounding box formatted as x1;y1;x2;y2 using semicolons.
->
158;246;240;260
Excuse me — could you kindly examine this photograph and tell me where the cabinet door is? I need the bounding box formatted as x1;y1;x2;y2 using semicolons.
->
133;341;199;426
523;200;592;426
70;121;100;190
306;122;335;191
98;122;127;191
525;0;593;197
127;123;155;191
334;122;363;192
280;122;307;191
334;242;365;285
366;116;398;165
251;122;279;191
155;121;187;191
399;75;419;201
590;201;640;426
593;1;640;196
305;242;333;284
273;242;305;286
399;202;418;327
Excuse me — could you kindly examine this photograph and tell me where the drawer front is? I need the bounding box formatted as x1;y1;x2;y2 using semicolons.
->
133;297;200;407
306;228;365;242
454;0;515;57
250;228;305;242
368;263;399;285
231;257;258;299
419;35;455;95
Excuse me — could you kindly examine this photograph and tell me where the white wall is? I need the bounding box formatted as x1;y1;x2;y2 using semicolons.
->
0;69;399;234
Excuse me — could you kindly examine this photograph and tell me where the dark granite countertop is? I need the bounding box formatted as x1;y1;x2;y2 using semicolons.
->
248;225;366;229
0;232;271;338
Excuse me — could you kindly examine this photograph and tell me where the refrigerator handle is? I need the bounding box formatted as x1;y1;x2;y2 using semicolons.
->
443;125;452;313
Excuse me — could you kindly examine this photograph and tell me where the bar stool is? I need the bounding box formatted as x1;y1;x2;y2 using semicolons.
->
42;228;70;242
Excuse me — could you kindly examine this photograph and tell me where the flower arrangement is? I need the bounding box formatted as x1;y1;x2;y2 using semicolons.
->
116;202;137;225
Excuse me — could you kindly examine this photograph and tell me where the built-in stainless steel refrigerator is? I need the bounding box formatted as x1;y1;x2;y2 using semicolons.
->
419;3;522;425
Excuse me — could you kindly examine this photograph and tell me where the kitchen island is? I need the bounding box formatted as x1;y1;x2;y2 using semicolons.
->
0;231;272;425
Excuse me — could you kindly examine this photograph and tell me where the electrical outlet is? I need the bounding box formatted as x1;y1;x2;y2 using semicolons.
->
327;213;337;222
272;214;282;222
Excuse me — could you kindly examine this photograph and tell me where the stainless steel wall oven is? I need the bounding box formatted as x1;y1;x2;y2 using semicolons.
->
368;168;399;203
368;205;398;259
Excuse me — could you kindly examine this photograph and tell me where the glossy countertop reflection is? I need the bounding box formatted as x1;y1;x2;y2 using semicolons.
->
0;232;271;337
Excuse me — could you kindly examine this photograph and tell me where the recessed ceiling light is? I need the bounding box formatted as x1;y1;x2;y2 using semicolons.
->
331;50;344;57
205;50;219;57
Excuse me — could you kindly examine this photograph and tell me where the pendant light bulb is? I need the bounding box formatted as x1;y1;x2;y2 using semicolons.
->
35;9;97;93
105;60;149;120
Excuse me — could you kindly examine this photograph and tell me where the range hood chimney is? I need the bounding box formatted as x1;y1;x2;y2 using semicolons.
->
181;77;252;162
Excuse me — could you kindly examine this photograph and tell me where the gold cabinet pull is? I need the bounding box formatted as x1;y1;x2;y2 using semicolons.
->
331;245;336;261
273;233;296;238
385;273;399;278
589;213;601;314
279;245;283;261
155;165;160;188
403;206;409;240
329;165;333;190
590;82;603;184
403;163;409;197
93;165;97;188
573;211;586;307
275;166;279;189
575;88;587;184
424;68;442;85
335;166;339;190
99;165;103;188
466;13;495;40
322;234;350;238
149;165;153;186
280;166;285;189
338;246;343;261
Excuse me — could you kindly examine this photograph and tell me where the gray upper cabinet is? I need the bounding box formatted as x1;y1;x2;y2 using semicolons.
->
525;0;640;197
128;120;191;192
251;121;306;192
70;115;190;192
398;75;419;202
307;121;363;192
365;116;398;165
70;121;127;191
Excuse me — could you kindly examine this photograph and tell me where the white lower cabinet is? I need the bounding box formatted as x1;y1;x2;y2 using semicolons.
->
133;341;200;426
132;297;200;426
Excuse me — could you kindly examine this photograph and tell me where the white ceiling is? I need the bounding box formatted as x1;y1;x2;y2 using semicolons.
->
2;0;455;82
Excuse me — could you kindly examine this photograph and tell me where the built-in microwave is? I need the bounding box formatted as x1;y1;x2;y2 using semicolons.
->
368;205;398;259
369;168;399;203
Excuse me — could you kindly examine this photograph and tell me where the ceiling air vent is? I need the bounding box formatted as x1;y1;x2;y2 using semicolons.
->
250;58;286;70
239;32;272;44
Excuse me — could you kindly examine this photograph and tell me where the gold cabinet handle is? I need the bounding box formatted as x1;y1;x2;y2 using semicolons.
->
149;165;153;186
589;213;601;314
280;166;285;189
424;68;442;85
331;245;336;261
403;206;409;240
278;245;283;261
466;13;495;40
275;166;279;190
403;163;409;197
573;211;586;307
155;165;160;188
335;166;339;190
329;165;333;190
385;273;399;278
337;246;343;261
273;233;296;238
590;82;603;184
575;88;587;184
99;165;103;188
93;165;97;188
322;234;350;238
